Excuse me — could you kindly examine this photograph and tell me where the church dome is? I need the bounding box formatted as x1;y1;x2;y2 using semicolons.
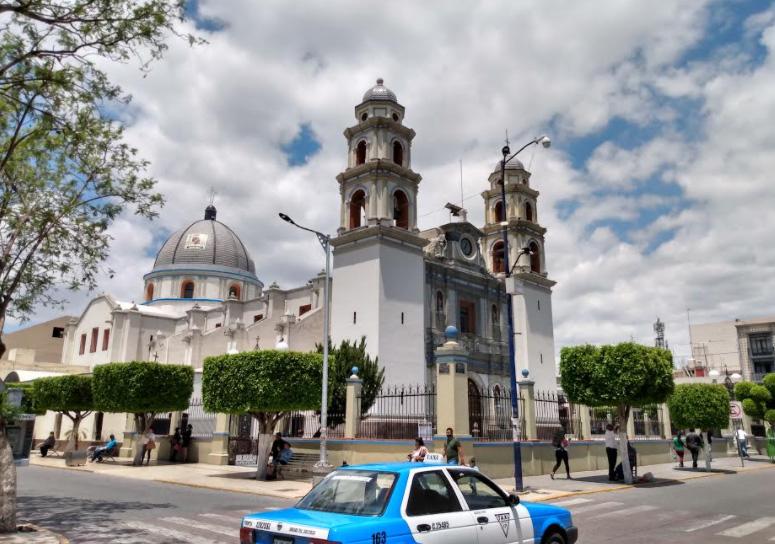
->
362;78;397;103
152;206;256;275
494;158;525;171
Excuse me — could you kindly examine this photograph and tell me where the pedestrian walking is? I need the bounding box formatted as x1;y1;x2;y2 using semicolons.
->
407;437;429;462
550;426;571;480
685;428;702;468
672;430;685;468
141;428;156;466
181;424;193;463
169;427;181;462
604;424;618;480
766;426;775;463
39;432;56;457
444;427;465;465
735;428;750;458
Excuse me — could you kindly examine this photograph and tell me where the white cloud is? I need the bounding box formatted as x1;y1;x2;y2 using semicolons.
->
16;1;775;371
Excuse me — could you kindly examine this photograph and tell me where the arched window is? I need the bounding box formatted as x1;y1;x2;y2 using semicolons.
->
228;283;241;300
145;283;154;302
181;280;195;299
525;202;533;222
529;241;541;273
349;190;366;229
392;141;403;166
393;190;409;229
492;241;505;274
356;140;367;165
494;200;505;222
468;379;483;437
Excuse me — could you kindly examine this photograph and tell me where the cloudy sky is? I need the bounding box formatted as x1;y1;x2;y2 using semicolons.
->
18;0;775;364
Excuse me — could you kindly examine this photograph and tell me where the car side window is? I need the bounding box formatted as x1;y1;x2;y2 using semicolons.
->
449;470;508;510
406;470;463;516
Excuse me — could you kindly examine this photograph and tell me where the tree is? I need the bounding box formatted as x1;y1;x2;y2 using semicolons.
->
0;0;202;360
735;374;775;421
560;342;674;484
93;362;193;466
668;384;729;471
203;350;324;480
318;337;385;427
33;374;93;451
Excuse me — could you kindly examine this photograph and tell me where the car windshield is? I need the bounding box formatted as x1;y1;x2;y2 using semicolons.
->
296;470;397;516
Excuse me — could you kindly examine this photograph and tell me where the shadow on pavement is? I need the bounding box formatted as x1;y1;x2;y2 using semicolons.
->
17;495;174;540
672;467;737;474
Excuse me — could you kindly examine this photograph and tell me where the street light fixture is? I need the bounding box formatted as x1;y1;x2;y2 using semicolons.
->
278;212;332;469
498;135;551;491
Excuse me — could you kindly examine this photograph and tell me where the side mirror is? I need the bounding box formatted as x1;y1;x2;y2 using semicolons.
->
507;493;519;506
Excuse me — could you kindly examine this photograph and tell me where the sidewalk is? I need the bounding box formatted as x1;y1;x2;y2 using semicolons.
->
30;452;775;503
496;454;775;502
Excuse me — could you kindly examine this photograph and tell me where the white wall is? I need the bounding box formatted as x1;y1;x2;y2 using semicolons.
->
689;320;742;371
67;298;114;366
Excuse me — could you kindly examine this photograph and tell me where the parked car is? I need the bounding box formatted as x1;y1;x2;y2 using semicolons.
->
240;461;577;544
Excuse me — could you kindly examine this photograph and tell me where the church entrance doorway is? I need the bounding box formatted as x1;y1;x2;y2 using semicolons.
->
468;379;483;439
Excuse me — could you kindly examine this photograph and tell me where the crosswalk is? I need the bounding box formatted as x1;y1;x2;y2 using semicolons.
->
550;496;775;541
19;506;279;543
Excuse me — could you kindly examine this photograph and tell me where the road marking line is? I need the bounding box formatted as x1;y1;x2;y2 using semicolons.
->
718;517;775;538
122;521;224;544
200;512;243;523
569;501;624;514
551;498;593;507
161;516;240;538
588;504;657;519
684;514;736;532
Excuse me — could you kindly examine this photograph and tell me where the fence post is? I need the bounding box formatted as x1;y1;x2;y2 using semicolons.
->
435;327;470;437
344;368;363;439
579;404;592;440
208;413;231;465
518;379;537;440
660;403;672;438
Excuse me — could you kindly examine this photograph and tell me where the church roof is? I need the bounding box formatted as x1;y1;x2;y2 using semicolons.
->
362;78;398;103
494;158;525;171
152;206;257;276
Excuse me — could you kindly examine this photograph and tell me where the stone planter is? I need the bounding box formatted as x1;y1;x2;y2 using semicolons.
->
64;450;88;466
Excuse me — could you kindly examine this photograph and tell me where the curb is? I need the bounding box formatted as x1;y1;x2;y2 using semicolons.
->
28;462;94;474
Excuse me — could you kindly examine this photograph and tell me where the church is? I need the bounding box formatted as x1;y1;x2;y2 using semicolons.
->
57;79;558;395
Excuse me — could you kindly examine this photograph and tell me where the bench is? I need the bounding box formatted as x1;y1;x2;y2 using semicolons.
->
274;452;319;480
89;444;121;463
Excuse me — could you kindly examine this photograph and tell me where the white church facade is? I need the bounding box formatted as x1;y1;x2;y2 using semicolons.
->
56;79;558;398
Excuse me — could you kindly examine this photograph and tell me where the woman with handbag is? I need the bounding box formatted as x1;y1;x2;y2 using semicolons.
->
550;425;571;480
141;428;156;466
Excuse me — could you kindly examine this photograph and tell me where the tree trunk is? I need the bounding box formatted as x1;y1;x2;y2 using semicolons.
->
255;433;272;481
132;414;146;467
64;414;84;452
703;431;712;472
618;405;633;484
0;429;17;533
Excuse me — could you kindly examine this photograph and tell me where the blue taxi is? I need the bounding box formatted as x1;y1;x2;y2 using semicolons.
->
240;462;577;544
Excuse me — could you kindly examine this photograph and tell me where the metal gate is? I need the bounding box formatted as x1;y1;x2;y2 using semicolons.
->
227;414;257;465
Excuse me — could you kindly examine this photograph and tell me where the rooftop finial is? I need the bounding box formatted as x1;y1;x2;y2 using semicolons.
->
205;187;217;220
376;77;384;85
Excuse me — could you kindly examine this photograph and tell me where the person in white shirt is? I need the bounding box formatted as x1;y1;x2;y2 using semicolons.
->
604;424;619;481
735;428;750;458
141;429;156;466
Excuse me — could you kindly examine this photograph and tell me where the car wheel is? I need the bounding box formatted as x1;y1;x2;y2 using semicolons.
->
542;531;566;544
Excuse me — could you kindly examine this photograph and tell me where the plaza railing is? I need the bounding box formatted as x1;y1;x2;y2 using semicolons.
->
534;390;581;441
181;397;217;439
356;384;436;440
278;410;346;439
468;384;525;441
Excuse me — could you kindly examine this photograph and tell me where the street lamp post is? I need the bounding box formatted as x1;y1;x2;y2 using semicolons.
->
279;213;332;468
498;135;551;491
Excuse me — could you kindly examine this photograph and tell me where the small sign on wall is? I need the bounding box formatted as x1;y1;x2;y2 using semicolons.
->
235;454;257;466
185;233;208;250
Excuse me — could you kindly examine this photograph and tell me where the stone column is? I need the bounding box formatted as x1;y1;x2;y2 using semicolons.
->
344;368;363;439
518;379;537;440
579;404;592;440
208;413;231;465
435;328;470;437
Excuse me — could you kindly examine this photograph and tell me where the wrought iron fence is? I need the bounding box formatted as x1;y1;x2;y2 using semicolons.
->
534;390;580;441
181;397;217;438
357;385;436;440
278;410;346;439
588;406;618;436
631;406;663;439
468;385;525;441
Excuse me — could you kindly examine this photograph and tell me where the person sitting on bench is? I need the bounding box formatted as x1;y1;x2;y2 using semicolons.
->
91;434;118;463
40;432;56;457
271;442;294;479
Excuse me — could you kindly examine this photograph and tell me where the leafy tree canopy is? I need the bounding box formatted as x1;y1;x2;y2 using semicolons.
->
668;384;729;430
735;375;775;420
203;350;324;416
560;342;675;411
318;337;385;426
93;361;193;414
33;374;93;413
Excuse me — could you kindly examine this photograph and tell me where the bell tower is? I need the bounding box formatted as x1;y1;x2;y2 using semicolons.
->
480;160;558;392
331;79;428;386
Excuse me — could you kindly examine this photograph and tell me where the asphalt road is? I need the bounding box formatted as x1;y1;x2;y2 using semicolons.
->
17;462;775;543
17;465;294;543
550;461;775;543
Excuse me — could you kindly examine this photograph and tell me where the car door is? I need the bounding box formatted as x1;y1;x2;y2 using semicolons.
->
447;469;534;544
401;469;477;544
